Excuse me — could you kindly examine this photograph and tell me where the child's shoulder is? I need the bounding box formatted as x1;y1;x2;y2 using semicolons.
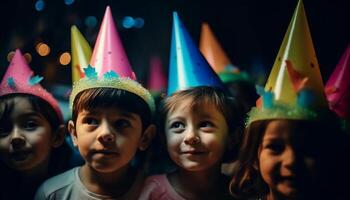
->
139;174;184;200
35;167;79;199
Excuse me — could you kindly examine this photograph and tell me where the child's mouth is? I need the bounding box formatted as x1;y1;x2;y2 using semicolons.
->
10;150;32;161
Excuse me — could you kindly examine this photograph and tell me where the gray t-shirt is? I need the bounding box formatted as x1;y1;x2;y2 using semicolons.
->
35;167;143;200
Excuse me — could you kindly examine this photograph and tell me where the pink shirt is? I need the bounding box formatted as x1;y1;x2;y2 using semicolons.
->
138;174;185;200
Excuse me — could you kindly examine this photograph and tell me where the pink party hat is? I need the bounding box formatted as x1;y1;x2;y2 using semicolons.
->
325;44;350;118
147;56;167;93
90;6;135;79
0;49;63;121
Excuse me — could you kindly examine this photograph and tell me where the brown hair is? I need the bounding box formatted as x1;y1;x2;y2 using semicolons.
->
230;113;346;199
229;120;270;199
161;86;244;162
72;88;152;129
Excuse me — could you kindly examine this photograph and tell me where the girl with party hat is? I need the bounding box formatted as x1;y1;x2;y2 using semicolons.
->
229;1;348;199
139;12;244;200
0;49;70;199
35;6;156;200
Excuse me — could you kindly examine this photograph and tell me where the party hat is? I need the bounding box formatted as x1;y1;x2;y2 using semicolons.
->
325;44;350;118
90;6;135;79
246;0;327;126
70;6;154;113
71;25;92;83
147;56;167;93
199;23;232;73
0;49;63;122
167;12;224;96
263;0;326;106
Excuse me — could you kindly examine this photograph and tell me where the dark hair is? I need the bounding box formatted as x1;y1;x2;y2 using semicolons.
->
0;93;61;131
0;93;72;199
160;86;244;163
72;88;152;129
230;110;348;199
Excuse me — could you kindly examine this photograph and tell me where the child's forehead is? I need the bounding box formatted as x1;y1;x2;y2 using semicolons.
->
78;106;138;117
167;97;221;116
0;96;44;119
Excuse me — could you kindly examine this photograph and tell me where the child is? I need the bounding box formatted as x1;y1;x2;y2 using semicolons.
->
0;50;68;199
138;12;243;200
141;87;242;200
230;1;349;199
229;114;346;200
35;6;156;200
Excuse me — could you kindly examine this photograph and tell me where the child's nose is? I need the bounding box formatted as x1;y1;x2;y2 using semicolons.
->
282;147;297;168
184;130;200;145
10;128;26;149
97;121;115;143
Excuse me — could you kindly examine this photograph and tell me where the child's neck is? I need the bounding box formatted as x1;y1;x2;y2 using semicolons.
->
80;164;137;197
168;166;226;199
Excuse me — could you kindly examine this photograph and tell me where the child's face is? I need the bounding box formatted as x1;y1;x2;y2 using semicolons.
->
0;97;54;171
258;120;317;199
70;106;144;173
165;98;229;171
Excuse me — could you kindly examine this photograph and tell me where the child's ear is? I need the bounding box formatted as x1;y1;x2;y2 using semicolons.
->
68;120;78;147
138;124;156;151
51;124;65;148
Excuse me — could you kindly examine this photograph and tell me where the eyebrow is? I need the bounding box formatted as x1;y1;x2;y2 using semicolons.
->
19;112;43;118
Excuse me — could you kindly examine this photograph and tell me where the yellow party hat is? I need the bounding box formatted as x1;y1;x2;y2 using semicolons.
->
247;0;328;126
71;25;92;83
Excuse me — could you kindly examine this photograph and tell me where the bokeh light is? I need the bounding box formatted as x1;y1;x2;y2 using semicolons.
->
7;51;15;62
59;52;71;65
134;17;144;28
122;16;134;29
24;53;32;63
64;0;75;5
36;42;51;56
85;16;97;27
35;0;45;11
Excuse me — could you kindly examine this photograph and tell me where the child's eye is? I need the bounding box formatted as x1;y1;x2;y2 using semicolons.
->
199;121;214;128
114;119;131;129
169;121;185;132
83;117;99;126
0;127;10;137
266;143;284;153
23;120;39;131
199;121;215;131
0;123;11;137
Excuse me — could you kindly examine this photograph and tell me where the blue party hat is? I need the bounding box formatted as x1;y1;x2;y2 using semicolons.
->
167;12;224;96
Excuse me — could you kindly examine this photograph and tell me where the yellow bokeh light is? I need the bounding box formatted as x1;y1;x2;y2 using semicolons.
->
24;53;32;63
7;51;15;62
59;52;71;65
36;43;50;56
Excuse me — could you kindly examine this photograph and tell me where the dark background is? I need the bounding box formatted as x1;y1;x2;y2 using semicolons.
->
0;0;349;88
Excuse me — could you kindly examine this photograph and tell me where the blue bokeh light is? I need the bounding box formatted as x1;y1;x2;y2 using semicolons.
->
122;16;134;29
64;0;75;5
85;16;97;27
134;17;145;28
35;0;45;11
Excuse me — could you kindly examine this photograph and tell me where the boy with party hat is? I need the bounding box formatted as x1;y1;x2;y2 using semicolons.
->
35;6;156;200
139;12;243;200
325;43;350;132
229;1;347;199
0;49;70;199
199;22;258;113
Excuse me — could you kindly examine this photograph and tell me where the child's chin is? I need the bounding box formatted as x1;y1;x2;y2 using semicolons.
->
277;186;300;199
